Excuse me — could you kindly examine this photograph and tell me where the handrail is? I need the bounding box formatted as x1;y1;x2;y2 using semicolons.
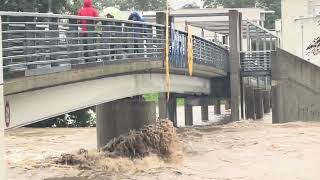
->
1;12;229;79
0;11;165;27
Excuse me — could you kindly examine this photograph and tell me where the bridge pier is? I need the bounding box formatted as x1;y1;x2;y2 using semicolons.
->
158;93;178;127
185;97;193;126
254;89;264;119
96;99;156;150
214;100;221;115
225;99;231;110
167;94;178;127
245;86;255;119
201;105;209;122
263;90;271;114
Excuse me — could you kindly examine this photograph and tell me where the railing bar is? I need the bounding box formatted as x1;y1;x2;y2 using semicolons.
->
4;52;163;68
4;47;164;60
3;42;164;51
3;37;165;43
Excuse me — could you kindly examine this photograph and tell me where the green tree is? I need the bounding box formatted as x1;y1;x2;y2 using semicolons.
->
0;0;71;13
258;0;281;29
101;0;165;11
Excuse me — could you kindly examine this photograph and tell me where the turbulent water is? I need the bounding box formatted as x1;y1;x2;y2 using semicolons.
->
6;107;320;180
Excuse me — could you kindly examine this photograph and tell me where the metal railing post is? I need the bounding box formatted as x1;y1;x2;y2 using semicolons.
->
0;15;5;180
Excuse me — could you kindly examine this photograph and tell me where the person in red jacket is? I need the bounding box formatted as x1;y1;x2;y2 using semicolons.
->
77;0;99;58
78;0;99;32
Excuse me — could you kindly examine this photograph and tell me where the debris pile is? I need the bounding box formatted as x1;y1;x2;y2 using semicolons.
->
102;120;178;159
50;120;181;170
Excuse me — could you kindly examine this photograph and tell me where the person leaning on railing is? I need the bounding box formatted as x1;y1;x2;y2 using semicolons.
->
77;0;99;60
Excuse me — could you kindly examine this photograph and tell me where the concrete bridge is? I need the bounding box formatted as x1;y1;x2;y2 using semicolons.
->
0;9;299;179
0;11;230;129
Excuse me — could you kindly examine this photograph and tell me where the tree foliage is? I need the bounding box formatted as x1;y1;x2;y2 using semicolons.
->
101;0;165;11
0;0;166;14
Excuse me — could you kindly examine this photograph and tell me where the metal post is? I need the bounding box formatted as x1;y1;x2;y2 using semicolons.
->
270;36;274;50
201;28;204;38
263;31;268;89
255;26;259;51
0;16;5;179
246;23;251;51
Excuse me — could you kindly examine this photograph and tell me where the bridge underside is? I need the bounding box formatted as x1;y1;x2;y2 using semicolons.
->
5;73;212;129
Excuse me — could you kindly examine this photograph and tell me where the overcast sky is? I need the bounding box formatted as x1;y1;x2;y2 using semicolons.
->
170;0;204;9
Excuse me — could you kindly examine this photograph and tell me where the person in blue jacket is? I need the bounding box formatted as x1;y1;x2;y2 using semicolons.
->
128;12;145;55
128;12;145;22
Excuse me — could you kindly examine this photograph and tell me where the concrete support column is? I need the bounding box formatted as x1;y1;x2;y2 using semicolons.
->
263;90;271;114
229;10;242;121
96;99;156;149
245;86;255;119
158;92;168;120
272;84;283;124
185;97;193;126
168;94;177;127
214;100;221;115
201;105;209;122
225;100;231;110
254;89;264;119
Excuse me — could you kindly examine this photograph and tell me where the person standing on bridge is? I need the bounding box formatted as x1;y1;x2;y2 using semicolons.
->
128;12;146;56
77;0;99;59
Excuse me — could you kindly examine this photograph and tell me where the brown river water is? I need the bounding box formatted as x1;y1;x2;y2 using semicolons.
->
5;106;320;180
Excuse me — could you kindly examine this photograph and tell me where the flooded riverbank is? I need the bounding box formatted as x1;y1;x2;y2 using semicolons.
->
5;107;320;179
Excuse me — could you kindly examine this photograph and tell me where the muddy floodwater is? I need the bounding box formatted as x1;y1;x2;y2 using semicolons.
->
5;107;320;180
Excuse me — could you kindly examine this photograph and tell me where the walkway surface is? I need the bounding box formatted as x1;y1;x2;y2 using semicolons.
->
6;111;320;180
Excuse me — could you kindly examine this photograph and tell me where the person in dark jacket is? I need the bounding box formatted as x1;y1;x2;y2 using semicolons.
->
77;0;99;58
128;12;145;55
128;12;144;22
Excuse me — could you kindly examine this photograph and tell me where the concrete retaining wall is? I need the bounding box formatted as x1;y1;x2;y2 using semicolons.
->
272;49;320;123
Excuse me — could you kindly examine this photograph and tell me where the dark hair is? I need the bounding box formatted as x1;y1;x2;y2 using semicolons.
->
128;12;144;22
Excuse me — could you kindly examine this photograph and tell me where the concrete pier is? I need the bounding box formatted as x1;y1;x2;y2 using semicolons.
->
168;94;177;127
225;100;231;110
245;86;255;119
263;90;271;114
214;100;221;115
185;97;193;126
158;93;177;127
254;89;264;119
96;99;156;149
201;105;209;122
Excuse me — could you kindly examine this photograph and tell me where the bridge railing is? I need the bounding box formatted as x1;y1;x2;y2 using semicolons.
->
240;51;272;76
193;35;228;70
1;12;165;72
1;12;229;78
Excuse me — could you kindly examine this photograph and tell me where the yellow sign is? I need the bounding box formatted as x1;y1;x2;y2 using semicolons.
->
187;25;194;76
